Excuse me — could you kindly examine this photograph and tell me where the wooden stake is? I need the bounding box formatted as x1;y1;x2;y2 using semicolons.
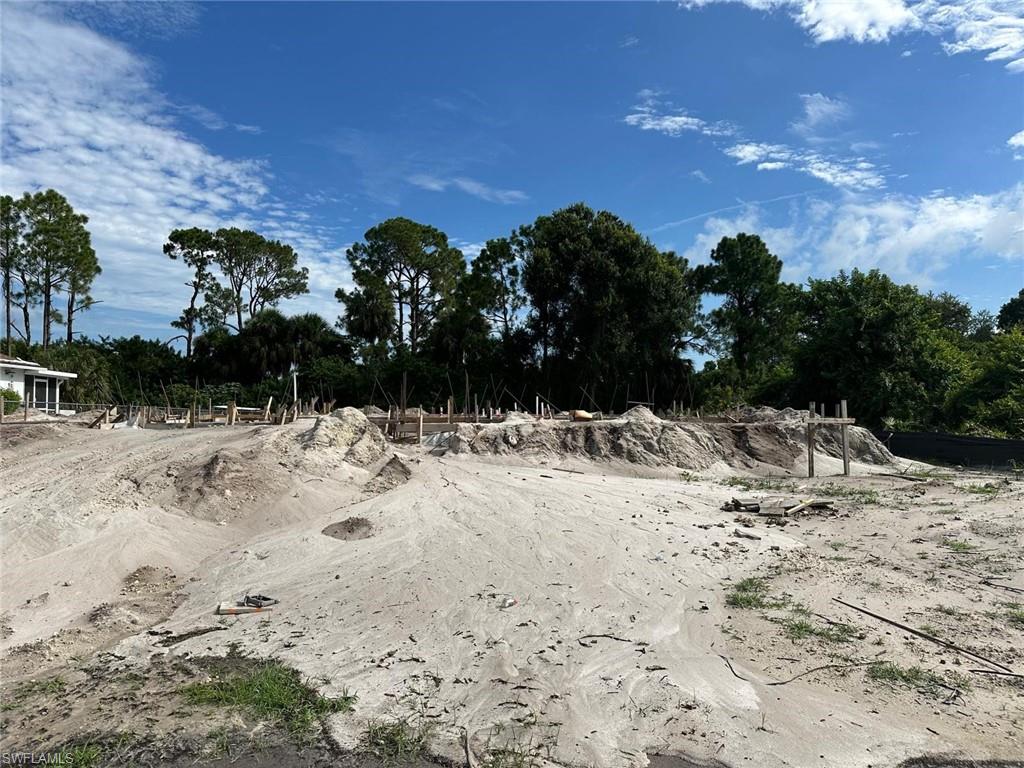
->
841;399;850;476
418;406;423;443
807;401;815;478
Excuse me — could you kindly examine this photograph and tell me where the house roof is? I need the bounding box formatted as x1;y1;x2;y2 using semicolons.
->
0;353;77;379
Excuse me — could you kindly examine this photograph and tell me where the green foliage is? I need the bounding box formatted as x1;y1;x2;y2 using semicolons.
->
181;660;354;735
2;190;100;348
1;387;20;414
698;233;795;386
341;217;463;356
997;289;1024;331
517;203;703;410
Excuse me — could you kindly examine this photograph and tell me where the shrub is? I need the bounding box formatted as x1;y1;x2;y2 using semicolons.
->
1;387;20;415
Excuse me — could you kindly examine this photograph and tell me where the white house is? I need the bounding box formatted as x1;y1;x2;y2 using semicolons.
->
0;353;78;413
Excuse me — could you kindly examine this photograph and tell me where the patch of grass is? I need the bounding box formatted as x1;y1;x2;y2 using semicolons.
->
1;676;67;712
181;660;355;736
781;618;858;643
942;538;978;553
725;577;773;609
918;624;941;636
931;604;959;616
829;540;846;551
958;482;1001;496
1001;602;1024;629
59;744;102;768
485;744;540;768
866;662;970;696
817;483;880;504
721;476;795;492
361;716;434;764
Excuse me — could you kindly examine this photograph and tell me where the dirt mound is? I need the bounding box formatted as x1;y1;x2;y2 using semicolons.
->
0;422;67;447
729;405;893;465
449;413;731;470
173;447;288;521
364;454;412;494
734;405;806;422
361;404;386;416
304;408;386;467
321;516;373;541
449;407;894;472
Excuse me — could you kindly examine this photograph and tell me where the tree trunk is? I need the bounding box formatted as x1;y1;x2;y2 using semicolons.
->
3;268;10;355
20;289;30;346
66;289;74;344
42;273;50;349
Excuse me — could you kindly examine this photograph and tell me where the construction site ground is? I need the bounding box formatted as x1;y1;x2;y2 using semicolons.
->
1;410;1021;768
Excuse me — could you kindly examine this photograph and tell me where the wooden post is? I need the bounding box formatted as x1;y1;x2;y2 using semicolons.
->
535;395;539;418
447;397;453;424
474;393;479;423
263;396;273;422
401;371;408;420
208;397;213;423
417;406;423;444
807;401;815;478
841;399;850;477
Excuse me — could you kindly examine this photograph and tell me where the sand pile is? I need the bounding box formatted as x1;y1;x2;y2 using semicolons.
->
170;410;386;518
734;405;893;465
302;407;386;467
448;405;892;473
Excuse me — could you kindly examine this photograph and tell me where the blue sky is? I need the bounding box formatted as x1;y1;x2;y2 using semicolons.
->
2;1;1022;346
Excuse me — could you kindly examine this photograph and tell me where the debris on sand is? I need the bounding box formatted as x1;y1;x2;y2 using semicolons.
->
322;516;373;541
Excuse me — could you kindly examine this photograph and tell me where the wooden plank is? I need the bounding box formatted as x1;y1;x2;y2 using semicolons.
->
806;417;856;425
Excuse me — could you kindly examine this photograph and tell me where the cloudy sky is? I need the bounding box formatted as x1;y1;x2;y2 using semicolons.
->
1;1;1022;344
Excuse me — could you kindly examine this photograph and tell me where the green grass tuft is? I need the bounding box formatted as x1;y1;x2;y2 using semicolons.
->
817;483;880;504
867;662;970;696
181;660;354;735
959;482;1001;496
781;617;858;643
721;476;796;492
725;578;772;609
942;538;977;553
361;716;434;764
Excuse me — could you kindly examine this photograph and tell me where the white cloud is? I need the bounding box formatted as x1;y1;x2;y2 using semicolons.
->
1010;128;1024;158
902;48;915;55
0;4;346;333
724;142;886;190
408;174;527;204
691;169;712;183
679;0;1024;72
625;90;883;190
791;92;852;138
623;90;736;137
620;34;640;47
680;184;1024;286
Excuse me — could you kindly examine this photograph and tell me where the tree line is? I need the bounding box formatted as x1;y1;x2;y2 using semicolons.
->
1;192;1021;437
